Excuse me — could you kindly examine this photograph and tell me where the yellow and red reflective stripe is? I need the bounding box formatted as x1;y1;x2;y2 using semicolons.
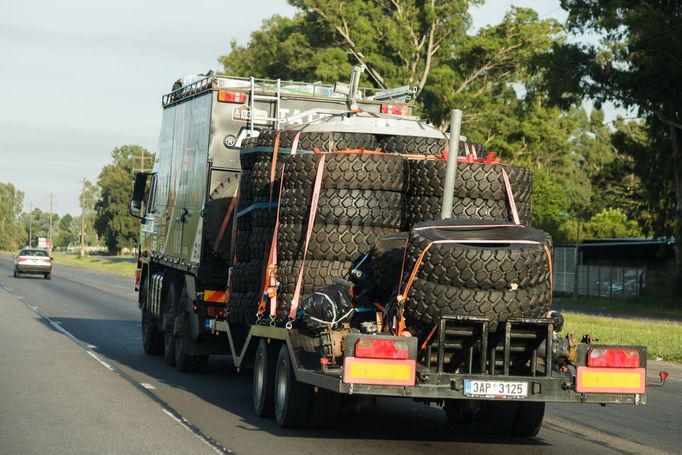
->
204;290;227;304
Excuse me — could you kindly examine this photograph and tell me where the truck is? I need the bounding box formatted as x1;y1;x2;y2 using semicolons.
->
130;69;666;435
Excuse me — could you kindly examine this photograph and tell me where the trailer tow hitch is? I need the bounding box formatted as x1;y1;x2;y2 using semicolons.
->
648;371;668;387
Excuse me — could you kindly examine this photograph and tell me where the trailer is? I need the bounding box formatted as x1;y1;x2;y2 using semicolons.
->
130;69;665;435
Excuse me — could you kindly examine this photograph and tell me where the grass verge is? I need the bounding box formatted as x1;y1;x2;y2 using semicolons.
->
51;252;136;278
558;296;682;320
562;311;682;363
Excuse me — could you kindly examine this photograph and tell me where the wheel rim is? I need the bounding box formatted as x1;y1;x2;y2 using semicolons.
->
275;357;288;418
254;351;265;406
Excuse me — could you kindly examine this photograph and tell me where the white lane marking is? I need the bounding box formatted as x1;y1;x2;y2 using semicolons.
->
161;409;225;454
140;383;156;390
86;343;97;349
86;351;114;371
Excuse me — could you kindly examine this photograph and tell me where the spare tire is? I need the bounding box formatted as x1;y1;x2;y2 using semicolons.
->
282;153;408;192
279;188;404;229
404;196;532;228
203;173;240;262
400;220;552;331
279;130;378;152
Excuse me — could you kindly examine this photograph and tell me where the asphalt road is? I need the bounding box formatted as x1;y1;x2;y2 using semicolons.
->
0;254;679;455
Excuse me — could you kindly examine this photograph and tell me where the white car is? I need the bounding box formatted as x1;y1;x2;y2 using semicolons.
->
14;248;53;279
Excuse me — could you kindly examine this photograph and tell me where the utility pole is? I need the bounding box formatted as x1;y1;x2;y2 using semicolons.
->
48;193;53;251
28;202;33;247
80;178;86;258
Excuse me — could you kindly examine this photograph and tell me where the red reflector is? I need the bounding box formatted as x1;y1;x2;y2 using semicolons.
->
588;348;640;368
217;90;246;103
206;307;216;317
355;338;409;360
380;104;408;115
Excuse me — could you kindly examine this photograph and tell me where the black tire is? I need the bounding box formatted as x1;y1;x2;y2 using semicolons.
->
511;402;545;437
228;292;261;325
478;401;519;436
279;188;404;228
444;400;476;425
308;388;341;428
234;230;252;262
407;160;532;202
404;196;532;227
378;135;447;156
274;344;312;428
174;329;209;373
253;339;278;417
405;279;551;329
44;272;51;280
239;170;254;202
371;233;409;296
252;160;285;198
141;310;164;355
231;261;264;293
278;224;400;262
282;153;408;192
164;282;178;366
279;130;377;152
404;224;551;290
203;173;239;262
164;327;176;366
13;268;18;278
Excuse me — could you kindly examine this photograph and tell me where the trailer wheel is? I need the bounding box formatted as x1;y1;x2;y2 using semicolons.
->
478;401;518;436
253;339;277;417
308;389;340;428
274;344;312;428
511;402;545;437
141;310;163;355
164;282;178;366
174;331;209;373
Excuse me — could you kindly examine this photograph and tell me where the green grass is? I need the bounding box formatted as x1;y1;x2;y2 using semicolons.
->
51;252;136;278
562;311;682;363
558;296;682;320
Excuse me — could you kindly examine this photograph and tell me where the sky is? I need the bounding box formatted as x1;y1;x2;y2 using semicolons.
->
0;0;568;216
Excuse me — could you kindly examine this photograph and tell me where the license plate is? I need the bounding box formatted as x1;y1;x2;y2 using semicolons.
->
464;379;528;398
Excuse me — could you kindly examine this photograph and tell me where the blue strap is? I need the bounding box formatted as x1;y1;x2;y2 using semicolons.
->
236;202;278;218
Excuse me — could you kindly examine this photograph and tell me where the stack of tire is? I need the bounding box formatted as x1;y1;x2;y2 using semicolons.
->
405;160;532;229
371;219;552;340
230;130;400;324
378;134;532;228
274;138;408;321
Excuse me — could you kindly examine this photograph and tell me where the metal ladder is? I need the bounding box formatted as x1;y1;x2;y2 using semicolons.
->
248;77;282;136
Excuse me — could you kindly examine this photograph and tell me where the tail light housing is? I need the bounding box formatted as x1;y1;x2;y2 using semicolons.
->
217;90;247;103
355;338;409;360
380;103;409;115
588;347;640;368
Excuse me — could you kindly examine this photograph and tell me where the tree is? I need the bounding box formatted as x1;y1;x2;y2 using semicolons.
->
0;182;25;250
542;0;682;282
95;145;154;254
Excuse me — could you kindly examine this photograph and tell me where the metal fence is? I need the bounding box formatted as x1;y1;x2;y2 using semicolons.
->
552;247;646;298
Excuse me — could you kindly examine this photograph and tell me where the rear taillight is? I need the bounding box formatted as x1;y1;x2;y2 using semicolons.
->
217;90;247;103
588;348;640;368
355;338;409;360
18;258;28;263
380;103;409;115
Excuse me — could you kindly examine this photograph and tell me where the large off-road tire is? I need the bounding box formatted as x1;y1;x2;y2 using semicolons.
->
404;196;532;227
478;401;519;436
278;224;399;262
203;173;239;262
282;153;408;192
279;188;404;228
407;160;532;202
511;402;545;437
274;344;312;428
378;135;448;156
401;220;552;331
252;160;285;198
278;130;378;152
164;327;176;366
174;326;209;373
239;170;254;202
405;280;551;328
141;310;164;355
231;261;265;293
370;233;408;295
228;292;261;326
253;339;278;417
404;223;551;290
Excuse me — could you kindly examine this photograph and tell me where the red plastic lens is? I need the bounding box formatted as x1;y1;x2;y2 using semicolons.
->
355;338;409;359
380;104;408;115
217;91;246;103
587;348;640;368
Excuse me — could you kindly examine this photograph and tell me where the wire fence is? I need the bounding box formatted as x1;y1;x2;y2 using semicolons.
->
552;247;646;298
